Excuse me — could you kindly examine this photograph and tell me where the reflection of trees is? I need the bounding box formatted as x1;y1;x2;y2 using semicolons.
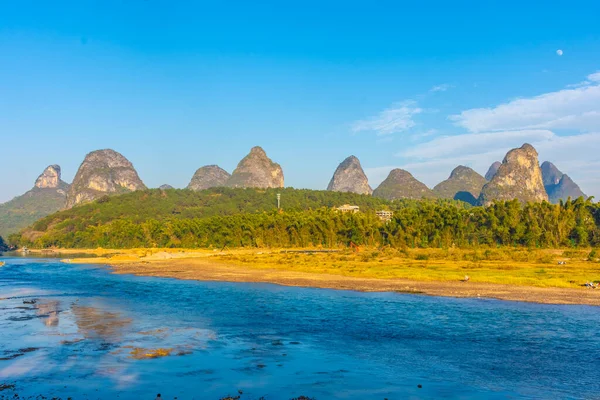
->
72;306;132;341
36;300;60;327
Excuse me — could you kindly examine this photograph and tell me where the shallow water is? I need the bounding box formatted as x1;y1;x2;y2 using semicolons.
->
0;257;598;399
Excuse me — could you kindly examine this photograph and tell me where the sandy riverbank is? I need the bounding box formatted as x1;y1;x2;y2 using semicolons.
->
45;247;600;306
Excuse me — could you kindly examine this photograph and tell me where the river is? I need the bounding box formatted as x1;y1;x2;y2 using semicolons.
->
0;257;598;399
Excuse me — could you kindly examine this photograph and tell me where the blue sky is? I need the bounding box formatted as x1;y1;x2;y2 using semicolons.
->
1;0;600;202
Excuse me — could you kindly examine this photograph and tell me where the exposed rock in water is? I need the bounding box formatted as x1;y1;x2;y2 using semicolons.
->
373;169;435;200
188;165;231;191
433;166;486;205
66;149;146;208
226;147;284;189
159;184;174;190
0;165;70;237
485;161;501;181
327;156;372;195
541;162;587;203
479;144;548;206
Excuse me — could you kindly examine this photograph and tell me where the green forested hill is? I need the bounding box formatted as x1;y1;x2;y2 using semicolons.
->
26;187;399;232
9;187;598;250
0;187;68;238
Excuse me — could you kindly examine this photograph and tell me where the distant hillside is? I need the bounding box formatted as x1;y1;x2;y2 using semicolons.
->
17;187;472;247
0;165;69;238
433;166;486;205
373;169;436;200
12;195;599;250
0;187;67;238
20;188;385;240
540;161;587;203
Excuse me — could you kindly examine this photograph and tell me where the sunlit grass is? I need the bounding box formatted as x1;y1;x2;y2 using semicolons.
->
212;247;600;289
61;246;600;289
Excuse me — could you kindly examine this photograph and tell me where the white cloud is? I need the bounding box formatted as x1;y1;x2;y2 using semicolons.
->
390;130;600;198
352;100;422;136
450;80;600;133
398;130;554;159
430;83;453;92
588;71;600;82
556;49;563;56
361;71;600;198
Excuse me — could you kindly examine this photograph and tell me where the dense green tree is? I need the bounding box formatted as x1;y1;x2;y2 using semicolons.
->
10;188;598;250
0;236;8;252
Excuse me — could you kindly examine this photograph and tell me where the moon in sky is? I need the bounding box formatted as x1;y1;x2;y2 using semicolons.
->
556;49;564;56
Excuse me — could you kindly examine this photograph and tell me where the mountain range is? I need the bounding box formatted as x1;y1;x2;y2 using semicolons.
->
0;143;589;237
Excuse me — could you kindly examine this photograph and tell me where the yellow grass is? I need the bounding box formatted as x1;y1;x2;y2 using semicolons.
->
209;248;599;289
52;246;600;290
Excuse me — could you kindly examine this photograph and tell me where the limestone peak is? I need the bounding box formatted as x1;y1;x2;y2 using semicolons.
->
479;143;548;206
35;165;67;189
327;156;372;195
373;168;435;200
188;165;231;191
226;147;284;189
66;149;146;208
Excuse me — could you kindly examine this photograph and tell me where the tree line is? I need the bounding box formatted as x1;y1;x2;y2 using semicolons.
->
11;197;599;249
0;236;8;252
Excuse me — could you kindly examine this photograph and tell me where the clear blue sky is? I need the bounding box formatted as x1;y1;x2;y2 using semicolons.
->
2;0;600;202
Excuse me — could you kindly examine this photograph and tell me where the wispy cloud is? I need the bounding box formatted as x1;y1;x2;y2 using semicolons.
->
398;130;555;159
352;100;422;136
409;128;439;141
449;76;600;133
390;131;600;195
380;71;600;198
588;71;600;82
430;83;453;92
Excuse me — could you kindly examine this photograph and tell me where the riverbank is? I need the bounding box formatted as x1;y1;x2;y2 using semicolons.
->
41;247;600;306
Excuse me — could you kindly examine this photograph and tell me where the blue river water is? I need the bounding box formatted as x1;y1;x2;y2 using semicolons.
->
0;257;599;400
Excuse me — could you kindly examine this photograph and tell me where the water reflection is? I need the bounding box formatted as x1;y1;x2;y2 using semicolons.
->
0;258;599;400
72;305;132;341
36;300;60;327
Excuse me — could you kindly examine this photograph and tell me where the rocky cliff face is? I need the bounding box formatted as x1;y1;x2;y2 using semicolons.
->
541;162;587;203
188;165;231;191
479;144;548;206
35;165;68;190
485;161;501;181
0;165;70;237
66;149;146;208
327;156;372;195
433;166;486;205
373;169;435;200
226;147;284;189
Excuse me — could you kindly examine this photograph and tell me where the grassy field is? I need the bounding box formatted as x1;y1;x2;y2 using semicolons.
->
210;247;600;289
55;246;600;289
